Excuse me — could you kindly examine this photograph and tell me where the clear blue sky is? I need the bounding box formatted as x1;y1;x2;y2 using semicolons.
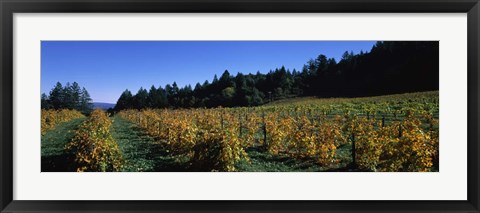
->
41;41;377;103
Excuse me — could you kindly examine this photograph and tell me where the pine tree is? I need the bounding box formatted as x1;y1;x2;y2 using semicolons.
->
79;87;93;114
49;82;64;109
115;89;133;111
41;93;51;109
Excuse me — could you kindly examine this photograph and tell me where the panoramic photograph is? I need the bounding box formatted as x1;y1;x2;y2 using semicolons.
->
41;41;439;172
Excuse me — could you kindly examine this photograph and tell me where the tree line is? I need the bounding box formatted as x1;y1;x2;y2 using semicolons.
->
114;41;439;111
41;82;94;114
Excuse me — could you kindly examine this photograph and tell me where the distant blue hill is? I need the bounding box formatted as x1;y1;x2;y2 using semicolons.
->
93;102;116;110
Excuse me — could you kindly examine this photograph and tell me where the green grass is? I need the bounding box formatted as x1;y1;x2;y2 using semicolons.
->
111;116;190;172
236;145;353;172
41;117;86;172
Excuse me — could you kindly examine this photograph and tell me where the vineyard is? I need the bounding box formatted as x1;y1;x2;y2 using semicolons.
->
41;91;439;172
65;109;124;172
41;109;84;135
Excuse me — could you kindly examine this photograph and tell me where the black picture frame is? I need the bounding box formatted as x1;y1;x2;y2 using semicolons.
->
1;0;479;212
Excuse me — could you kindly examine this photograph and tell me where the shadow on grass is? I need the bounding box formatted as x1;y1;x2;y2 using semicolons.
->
145;141;192;172
236;146;324;172
41;154;75;172
324;163;367;172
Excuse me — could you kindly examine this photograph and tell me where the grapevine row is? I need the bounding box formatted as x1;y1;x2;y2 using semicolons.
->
41;109;84;135
118;106;439;172
65;109;123;172
118;109;250;171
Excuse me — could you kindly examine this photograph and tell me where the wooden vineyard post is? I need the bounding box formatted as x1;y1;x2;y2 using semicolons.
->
351;132;356;169
382;115;385;128
239;113;242;136
220;113;224;130
167;127;170;141
262;111;267;149
398;124;403;138
429;114;434;131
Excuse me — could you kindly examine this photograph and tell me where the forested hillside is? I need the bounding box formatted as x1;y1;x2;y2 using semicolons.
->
114;41;438;110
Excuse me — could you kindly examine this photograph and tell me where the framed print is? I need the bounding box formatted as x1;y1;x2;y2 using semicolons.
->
1;0;479;212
